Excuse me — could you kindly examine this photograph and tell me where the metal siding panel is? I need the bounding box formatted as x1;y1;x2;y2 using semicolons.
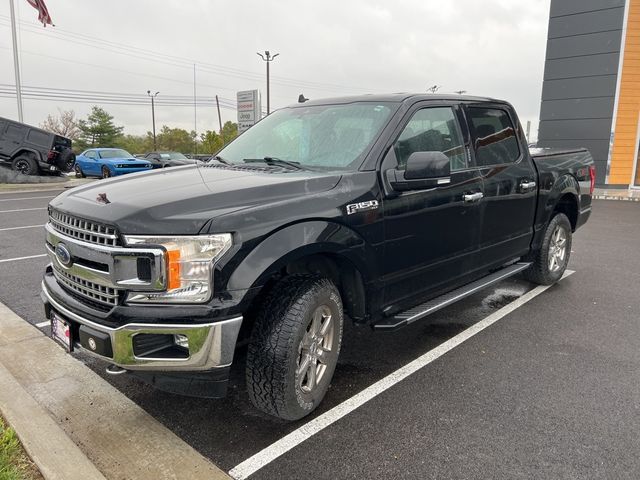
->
549;7;625;38
550;0;625;17
541;75;618;99
544;53;620;79
539;97;615;120
547;30;623;58
538;118;614;140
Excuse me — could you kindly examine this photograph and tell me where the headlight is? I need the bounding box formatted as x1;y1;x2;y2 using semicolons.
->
123;234;232;303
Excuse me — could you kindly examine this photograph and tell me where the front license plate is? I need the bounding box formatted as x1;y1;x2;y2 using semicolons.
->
51;313;73;352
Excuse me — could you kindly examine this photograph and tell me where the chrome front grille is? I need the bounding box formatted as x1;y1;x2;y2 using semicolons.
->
49;209;121;247
52;263;122;307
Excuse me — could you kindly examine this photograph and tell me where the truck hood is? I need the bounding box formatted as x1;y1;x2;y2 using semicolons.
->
50;164;341;235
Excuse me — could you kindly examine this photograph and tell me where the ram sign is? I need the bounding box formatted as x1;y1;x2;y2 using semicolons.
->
237;90;262;133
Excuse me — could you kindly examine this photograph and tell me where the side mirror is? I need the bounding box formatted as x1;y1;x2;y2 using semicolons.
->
405;151;450;179
386;151;451;192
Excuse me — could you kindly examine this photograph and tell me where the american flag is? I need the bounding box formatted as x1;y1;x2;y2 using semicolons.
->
25;0;53;27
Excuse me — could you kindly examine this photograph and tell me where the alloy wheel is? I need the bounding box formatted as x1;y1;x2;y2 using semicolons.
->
296;305;335;393
548;225;567;272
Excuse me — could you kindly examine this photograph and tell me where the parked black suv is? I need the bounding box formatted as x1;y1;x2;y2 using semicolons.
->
42;94;594;420
0;117;75;175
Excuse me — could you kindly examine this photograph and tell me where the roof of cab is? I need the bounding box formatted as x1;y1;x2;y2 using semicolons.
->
289;93;504;107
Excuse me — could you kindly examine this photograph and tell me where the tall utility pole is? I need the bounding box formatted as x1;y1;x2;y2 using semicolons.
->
147;90;159;150
257;50;279;115
9;0;24;122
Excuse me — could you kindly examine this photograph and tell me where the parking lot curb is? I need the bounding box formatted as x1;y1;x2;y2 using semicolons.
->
0;178;94;193
0;362;107;480
0;301;231;480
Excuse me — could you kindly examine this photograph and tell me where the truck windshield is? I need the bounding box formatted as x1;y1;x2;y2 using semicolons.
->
217;102;396;170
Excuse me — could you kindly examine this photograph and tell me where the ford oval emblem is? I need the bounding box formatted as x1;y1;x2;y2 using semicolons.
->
55;243;72;268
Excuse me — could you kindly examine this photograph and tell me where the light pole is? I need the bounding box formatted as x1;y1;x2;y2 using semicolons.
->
147;90;159;150
257;50;279;115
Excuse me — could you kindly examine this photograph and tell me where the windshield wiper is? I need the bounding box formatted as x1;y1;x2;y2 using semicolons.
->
211;155;231;165
243;157;303;170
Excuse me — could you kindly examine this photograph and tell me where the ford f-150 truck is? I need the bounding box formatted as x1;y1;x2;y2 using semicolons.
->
41;94;594;420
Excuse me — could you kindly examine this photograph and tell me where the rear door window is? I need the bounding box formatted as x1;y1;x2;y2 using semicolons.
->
468;107;520;166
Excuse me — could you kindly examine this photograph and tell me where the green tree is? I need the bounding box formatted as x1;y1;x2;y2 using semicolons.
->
155;126;197;153
77;106;124;149
200;130;224;154
221;121;239;144
115;134;152;154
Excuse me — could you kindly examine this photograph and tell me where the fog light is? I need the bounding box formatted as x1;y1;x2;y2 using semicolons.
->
174;334;189;349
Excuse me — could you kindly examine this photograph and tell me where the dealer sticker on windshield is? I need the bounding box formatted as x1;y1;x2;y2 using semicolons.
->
346;200;379;215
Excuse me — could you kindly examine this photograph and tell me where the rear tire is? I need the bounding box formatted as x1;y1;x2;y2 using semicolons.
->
523;213;572;285
12;155;38;176
101;166;111;178
246;275;343;420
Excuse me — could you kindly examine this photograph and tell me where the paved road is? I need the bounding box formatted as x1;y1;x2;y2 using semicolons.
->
1;188;638;479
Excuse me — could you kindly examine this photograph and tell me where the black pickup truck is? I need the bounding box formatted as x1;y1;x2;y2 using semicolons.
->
41;94;594;420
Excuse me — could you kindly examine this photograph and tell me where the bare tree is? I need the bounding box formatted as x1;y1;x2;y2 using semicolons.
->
40;109;81;140
427;85;442;94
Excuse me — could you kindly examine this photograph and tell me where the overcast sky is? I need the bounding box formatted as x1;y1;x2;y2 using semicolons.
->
0;0;551;141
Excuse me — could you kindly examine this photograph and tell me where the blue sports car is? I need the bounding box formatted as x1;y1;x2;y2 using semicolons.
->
74;148;153;178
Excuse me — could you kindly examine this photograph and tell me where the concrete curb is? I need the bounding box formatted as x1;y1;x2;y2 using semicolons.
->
0;301;230;480
0;178;94;193
0;362;107;480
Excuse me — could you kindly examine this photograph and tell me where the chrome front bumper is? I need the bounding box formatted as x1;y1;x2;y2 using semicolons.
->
42;281;242;372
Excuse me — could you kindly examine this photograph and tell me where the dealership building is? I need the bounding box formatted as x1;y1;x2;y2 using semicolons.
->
538;0;640;188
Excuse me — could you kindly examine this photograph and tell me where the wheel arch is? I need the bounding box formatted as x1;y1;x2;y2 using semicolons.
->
544;173;580;231
227;220;377;324
11;148;42;162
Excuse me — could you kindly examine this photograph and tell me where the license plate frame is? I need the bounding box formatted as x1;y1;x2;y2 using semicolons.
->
51;312;73;352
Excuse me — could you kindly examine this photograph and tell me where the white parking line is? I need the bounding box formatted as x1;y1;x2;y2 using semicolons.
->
0;208;47;213
229;270;575;480
0;254;47;263
35;321;50;328
0;224;44;232
0;195;55;202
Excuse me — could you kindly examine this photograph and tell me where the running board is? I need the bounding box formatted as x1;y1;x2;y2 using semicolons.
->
373;262;531;331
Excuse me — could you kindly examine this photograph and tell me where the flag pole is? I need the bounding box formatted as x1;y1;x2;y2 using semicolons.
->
9;0;24;122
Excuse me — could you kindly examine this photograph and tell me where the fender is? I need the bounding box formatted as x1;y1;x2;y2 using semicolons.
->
11;148;43;163
226;220;379;292
531;172;579;250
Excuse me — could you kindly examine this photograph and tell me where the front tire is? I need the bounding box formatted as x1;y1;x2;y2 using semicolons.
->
523;213;572;285
74;164;85;178
246;275;343;420
101;166;111;178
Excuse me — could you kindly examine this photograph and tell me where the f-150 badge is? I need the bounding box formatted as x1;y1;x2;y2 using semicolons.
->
346;200;379;215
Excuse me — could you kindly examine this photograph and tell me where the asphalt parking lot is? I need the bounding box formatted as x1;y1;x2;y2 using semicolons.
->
1;188;639;479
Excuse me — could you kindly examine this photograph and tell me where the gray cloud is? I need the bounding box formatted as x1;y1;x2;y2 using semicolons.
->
0;0;550;140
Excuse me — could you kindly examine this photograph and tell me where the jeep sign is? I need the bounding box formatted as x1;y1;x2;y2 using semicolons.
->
237;90;262;133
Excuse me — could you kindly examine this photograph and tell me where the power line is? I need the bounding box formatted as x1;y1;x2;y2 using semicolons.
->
0;16;370;94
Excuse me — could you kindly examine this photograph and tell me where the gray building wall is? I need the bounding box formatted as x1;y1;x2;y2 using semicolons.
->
537;0;626;183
